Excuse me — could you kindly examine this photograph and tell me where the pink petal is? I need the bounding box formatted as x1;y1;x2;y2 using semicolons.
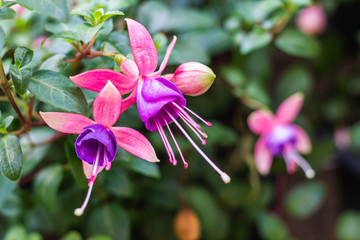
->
276;92;304;124
248;110;275;134
125;18;158;75
111;126;160;163
40;112;94;134
69;69;137;94
120;59;139;78
93;81;122;127
254;136;273;175
82;161;104;179
294;125;312;154
120;89;137;114
148;36;177;78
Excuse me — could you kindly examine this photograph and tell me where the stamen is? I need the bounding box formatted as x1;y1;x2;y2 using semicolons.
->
174;108;207;145
284;150;315;179
161;111;188;168
74;145;101;216
177;102;212;127
165;109;230;183
155;117;177;165
172;102;201;129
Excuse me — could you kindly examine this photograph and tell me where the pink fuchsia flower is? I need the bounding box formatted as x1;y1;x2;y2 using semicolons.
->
247;93;314;178
40;81;158;216
296;5;327;36
69;19;229;183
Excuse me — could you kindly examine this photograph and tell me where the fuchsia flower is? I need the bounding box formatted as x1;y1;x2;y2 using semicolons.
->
296;5;327;36
40;81;158;216
247;93;314;178
69;19;229;183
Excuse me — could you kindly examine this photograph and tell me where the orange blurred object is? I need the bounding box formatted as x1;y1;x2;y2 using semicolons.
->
174;208;201;240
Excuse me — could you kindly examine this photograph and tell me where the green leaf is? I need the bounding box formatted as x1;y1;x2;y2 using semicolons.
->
70;9;95;25
88;204;130;240
64;138;88;188
16;0;68;21
60;230;82;240
0;26;4;52
14;46;33;69
77;22;104;43
0;7;17;20
94;8;104;23
0;135;23;181
336;211;360;240
2;116;14;129
34;165;63;212
46;31;80;42
285;181;325;218
2;1;16;8
29;70;90;116
240;28;272;54
119;157;160;179
257;212;289;240
10;65;31;95
87;236;112;240
104;168;132;197
100;10;124;23
275;29;321;58
4;225;27;240
39;54;67;72
0;173;16;208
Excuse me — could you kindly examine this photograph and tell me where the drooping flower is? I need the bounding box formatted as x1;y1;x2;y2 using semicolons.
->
40;81;159;216
247;93;314;178
69;19;229;183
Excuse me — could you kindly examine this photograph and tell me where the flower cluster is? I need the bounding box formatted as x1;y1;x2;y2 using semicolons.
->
41;18;228;216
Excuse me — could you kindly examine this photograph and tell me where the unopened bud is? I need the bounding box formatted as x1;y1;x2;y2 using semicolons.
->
114;54;126;66
172;62;216;96
296;5;327;35
120;59;139;78
174;208;201;240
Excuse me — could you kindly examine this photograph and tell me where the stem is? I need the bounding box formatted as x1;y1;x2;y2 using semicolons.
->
26;96;34;122
0;57;29;129
89;51;116;57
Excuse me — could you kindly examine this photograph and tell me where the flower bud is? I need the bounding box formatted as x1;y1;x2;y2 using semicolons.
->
120;59;139;78
174;208;201;240
171;62;215;96
114;54;126;65
296;5;327;35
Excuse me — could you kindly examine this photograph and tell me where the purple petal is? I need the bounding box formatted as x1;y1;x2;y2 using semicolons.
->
265;125;297;156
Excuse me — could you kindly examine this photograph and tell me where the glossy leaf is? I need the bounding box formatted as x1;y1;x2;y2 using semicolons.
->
39;54;67;72
285;181;325;218
77;22;104;43
0;26;4;52
10;65;31;95
275;29;321;58
2;1;16;8
0;135;23;181
70;9;95;24
29;70;90;116
0;7;17;19
14;46;33;69
88;204;131;240
2;116;14;129
34;165;63;212
16;0;68;21
240;28;272;54
100;10;124;23
47;31;80;42
257;213;289;240
64;138;88;188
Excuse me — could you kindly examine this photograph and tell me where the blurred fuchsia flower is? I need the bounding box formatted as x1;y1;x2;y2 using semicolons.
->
70;18;229;183
296;5;327;35
40;81;158;216
248;93;315;178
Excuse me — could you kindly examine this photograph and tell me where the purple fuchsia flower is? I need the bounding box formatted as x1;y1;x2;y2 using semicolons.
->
69;19;230;183
247;93;315;179
40;81;159;216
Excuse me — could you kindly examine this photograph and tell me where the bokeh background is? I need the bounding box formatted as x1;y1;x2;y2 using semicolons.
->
1;0;360;239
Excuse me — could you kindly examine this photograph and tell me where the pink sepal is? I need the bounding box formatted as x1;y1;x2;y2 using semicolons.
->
93;81;122;127
69;69;137;94
40;112;94;134
111;126;160;163
276;93;304;124
82;161;104;179
254;136;273;175
125;18;158;76
294;125;312;154
248;110;275;134
120;89;137;114
148;36;177;78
